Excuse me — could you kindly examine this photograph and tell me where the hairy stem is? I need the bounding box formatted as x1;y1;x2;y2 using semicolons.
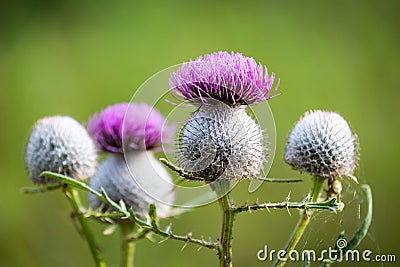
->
120;224;136;267
65;186;106;267
275;176;325;267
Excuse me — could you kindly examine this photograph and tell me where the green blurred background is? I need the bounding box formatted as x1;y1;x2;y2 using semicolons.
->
1;0;399;266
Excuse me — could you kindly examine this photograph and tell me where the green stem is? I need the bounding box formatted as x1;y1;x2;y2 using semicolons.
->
275;176;325;267
215;181;236;267
65;186;106;267
120;224;136;267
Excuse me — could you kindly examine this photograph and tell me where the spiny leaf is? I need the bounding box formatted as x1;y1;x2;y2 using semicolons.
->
119;200;127;212
40;171;101;197
21;184;62;194
149;204;158;227
254;177;303;183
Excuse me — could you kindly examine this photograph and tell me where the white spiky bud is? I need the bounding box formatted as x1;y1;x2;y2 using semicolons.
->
88;151;175;218
25;116;98;184
177;101;265;181
284;110;358;178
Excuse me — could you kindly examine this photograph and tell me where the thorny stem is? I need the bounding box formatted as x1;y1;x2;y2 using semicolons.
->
232;197;343;214
120;224;136;267
92;185;219;250
214;181;236;267
64;186;106;267
159;158;204;181
160;158;303;184
275;176;326;267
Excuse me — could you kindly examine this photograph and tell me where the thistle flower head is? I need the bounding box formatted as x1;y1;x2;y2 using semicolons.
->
88;151;175;219
25;116;97;184
88;102;174;153
178;101;265;181
170;51;279;106
284;110;358;178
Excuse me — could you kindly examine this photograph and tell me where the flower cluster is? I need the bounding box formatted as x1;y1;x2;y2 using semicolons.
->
22;50;368;267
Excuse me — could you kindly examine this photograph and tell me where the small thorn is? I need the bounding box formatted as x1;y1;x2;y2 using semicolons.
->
165;223;172;233
285;191;291;202
187;232;193;240
286;204;292;216
265;205;271;213
158;237;170;244
181;241;189;251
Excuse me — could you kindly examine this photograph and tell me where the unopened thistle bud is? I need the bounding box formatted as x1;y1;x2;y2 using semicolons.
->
170;51;279;181
87;103;175;218
25;116;97;184
284;110;358;178
88;151;174;218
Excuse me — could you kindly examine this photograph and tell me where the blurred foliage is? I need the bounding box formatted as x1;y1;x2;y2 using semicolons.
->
0;0;399;266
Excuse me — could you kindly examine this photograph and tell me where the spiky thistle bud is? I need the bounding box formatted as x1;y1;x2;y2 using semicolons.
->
88;151;174;218
170;51;279;181
87;103;175;217
178;101;264;181
284;110;358;178
25;116;97;184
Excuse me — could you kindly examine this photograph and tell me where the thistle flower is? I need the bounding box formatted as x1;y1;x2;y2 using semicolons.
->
25;116;97;184
171;52;277;181
87;102;174;153
284;110;358;178
87;103;175;217
170;51;279;106
178;101;265;181
88;151;174;218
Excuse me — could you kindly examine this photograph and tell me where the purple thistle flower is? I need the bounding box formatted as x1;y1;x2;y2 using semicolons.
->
88;102;174;153
169;51;279;106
